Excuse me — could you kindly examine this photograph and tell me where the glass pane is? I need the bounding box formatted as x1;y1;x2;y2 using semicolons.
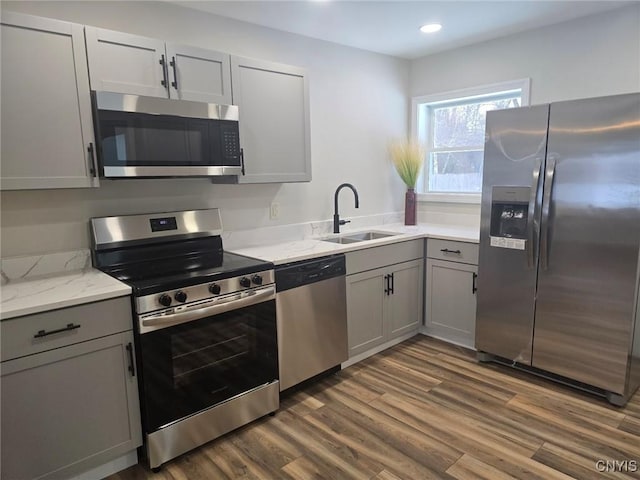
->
433;96;520;148
429;150;484;193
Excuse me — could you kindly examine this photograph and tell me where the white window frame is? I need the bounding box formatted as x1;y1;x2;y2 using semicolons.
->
412;78;531;204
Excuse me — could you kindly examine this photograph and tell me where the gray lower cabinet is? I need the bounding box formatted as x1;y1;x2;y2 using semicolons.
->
0;297;142;480
424;239;479;349
346;240;423;359
0;12;97;190
228;56;311;183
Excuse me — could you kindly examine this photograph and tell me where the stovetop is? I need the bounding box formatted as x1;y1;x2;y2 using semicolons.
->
102;251;274;297
94;234;273;297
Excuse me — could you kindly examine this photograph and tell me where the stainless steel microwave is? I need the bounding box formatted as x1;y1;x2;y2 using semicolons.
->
91;91;243;178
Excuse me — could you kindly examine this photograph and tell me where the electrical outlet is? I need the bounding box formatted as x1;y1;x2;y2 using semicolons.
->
269;202;280;220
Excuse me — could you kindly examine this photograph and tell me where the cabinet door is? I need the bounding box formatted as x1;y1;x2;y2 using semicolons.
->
230;56;311;183
346;268;386;357
1;331;142;480
425;259;478;349
388;260;423;339
1;12;97;190
166;43;232;104
85;26;168;97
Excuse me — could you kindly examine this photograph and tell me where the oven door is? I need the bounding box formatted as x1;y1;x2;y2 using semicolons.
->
136;287;277;432
92;91;242;177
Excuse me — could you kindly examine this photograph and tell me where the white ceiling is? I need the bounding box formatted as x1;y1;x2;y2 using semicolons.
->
171;1;631;59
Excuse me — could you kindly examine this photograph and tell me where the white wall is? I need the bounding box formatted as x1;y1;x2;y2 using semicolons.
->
412;3;640;224
0;1;410;257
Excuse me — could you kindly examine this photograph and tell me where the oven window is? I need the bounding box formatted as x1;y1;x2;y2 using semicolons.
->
171;318;252;389
138;299;277;431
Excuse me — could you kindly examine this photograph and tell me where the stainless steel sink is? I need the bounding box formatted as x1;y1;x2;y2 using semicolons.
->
321;231;399;244
343;231;397;242
321;237;358;244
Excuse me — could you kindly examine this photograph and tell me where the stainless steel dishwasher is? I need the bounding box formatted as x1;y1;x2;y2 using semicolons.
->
275;254;347;391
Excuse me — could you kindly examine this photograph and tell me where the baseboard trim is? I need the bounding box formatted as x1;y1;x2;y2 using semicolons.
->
342;331;418;369
419;327;476;351
70;451;138;480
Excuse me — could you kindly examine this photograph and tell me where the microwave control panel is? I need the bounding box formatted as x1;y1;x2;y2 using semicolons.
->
220;123;240;161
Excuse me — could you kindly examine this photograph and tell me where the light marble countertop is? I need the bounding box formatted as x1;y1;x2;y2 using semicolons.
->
229;222;479;265
1;269;132;320
0;221;478;320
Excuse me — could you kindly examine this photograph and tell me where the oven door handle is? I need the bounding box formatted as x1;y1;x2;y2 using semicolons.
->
140;286;275;330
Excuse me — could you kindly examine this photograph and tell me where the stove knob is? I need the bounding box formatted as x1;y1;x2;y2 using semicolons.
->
209;283;221;295
174;291;187;303
239;277;251;288
158;293;172;307
252;274;263;285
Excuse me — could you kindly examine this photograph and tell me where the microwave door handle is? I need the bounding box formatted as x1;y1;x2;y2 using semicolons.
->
540;156;557;270
141;286;275;329
527;157;543;268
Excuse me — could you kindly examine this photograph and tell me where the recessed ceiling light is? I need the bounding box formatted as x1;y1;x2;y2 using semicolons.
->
420;23;442;34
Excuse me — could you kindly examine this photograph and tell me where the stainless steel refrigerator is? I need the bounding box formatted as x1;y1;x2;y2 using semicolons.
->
476;92;640;405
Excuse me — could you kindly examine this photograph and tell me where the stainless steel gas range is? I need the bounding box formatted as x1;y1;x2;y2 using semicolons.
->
91;209;278;470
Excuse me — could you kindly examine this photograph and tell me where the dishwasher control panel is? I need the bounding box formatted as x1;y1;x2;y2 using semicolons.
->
275;254;346;292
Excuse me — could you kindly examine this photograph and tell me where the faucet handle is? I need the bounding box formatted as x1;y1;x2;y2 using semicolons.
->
339;219;351;226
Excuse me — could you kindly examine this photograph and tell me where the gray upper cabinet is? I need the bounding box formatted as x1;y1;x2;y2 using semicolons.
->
230;56;311;183
166;43;232;104
85;27;167;97
85;27;232;104
0;12;97;190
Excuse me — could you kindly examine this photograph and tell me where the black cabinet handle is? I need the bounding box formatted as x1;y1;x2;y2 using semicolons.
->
159;54;168;87
34;323;80;339
126;342;136;377
441;248;462;254
87;142;98;177
390;272;395;295
170;56;178;89
240;148;245;175
472;272;478;294
384;274;390;295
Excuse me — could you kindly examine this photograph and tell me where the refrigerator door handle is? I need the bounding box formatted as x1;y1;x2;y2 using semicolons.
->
540;155;557;270
527;157;543;268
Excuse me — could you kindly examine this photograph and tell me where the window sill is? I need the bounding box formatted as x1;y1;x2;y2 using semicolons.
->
417;193;481;204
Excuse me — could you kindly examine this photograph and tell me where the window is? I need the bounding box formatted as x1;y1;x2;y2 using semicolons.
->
412;79;530;202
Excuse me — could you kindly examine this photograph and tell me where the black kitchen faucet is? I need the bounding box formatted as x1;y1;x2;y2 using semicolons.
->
333;183;359;233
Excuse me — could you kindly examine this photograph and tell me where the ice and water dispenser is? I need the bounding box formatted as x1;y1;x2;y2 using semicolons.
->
489;186;529;250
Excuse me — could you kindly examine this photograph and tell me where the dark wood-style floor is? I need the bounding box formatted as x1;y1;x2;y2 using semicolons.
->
111;336;640;480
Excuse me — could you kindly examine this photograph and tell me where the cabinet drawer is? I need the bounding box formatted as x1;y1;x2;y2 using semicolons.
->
1;296;132;362
346;239;423;275
426;239;478;265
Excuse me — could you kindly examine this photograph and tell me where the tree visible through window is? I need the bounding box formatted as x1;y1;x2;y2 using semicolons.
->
413;81;528;199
